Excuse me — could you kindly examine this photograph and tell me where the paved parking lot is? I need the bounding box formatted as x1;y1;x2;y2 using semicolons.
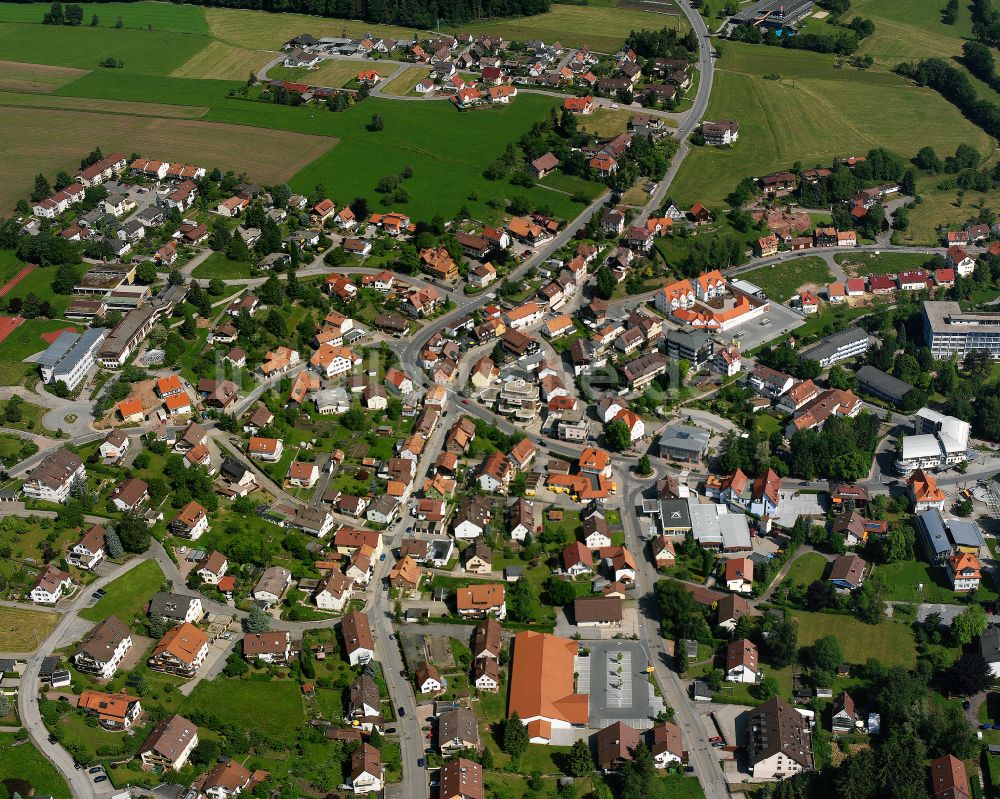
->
727;302;804;352
587;640;653;730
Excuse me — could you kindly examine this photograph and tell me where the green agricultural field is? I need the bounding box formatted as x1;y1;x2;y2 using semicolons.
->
669;43;994;207
0;2;209;33
0;59;87;93
0;89;209;117
739;256;833;302
0;733;70;798
790;610;916;667
0;605;60;650
170;39;269;80
0;21;209;74
834;251;936;277
289;94;604;221
851;0;972;63
0;105;336;210
204;6;424;51
783;551;828;588
181;678;305;738
447;3;687;54
56;70;240;106
79;559;166;624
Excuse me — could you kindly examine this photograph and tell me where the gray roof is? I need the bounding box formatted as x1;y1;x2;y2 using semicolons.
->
148;592;199;621
856;365;914;401
981;626;1000;664
917;509;951;557
37;327;106;375
948;519;985;549
799;327;869;364
658;498;692;530
658;424;710;454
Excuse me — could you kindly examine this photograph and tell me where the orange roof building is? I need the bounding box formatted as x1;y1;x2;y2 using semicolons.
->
508;632;589;742
907;468;946;510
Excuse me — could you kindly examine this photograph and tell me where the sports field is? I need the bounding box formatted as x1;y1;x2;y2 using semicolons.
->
0;106;335;210
669;43;995;207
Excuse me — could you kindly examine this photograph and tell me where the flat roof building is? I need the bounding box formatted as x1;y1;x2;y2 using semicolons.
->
923;301;1000;360
799;327;870;368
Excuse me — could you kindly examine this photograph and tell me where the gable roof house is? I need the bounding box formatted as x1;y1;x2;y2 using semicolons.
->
138;714;199;772
508;631;589;743
74;616;132;679
342;610;375;665
746;696;814;779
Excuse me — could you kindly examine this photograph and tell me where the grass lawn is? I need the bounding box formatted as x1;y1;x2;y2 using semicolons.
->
669;42;994;207
0;605;60;650
192;251;257;280
834;251;937;276
877;558;1000;603
539;170;606;199
79;559;166;624
739;256;833;302
0;317;81;363
447;3;687;54
180;677;305;737
0;733;70;798
753;412;782;438
379;66;431;96
896;173;1000;246
577;106;633;138
852;0;972;64
2;397;54;434
288;93;599;222
272;59;396;88
783;551;828;588
2;263;81;317
789;609;917;667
